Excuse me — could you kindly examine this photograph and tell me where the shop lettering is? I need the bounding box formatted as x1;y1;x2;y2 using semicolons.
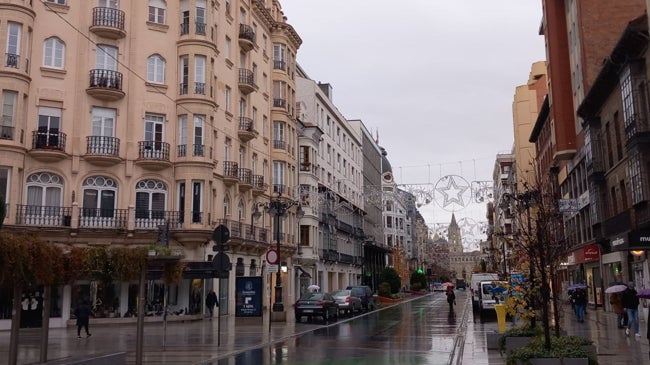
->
612;238;624;246
640;237;650;242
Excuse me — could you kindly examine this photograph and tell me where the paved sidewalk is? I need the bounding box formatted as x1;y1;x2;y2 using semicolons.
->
2;297;648;364
462;304;650;364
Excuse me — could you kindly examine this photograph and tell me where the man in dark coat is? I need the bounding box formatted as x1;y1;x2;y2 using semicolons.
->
622;281;640;336
74;300;93;338
206;290;218;318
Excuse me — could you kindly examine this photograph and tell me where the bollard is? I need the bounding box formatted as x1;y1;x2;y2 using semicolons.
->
495;303;507;333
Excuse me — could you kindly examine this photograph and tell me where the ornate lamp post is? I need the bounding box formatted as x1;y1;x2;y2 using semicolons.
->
268;194;301;312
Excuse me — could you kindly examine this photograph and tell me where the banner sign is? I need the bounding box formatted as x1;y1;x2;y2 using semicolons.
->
235;276;263;317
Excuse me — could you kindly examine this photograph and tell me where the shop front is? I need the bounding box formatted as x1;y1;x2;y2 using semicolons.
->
566;243;601;307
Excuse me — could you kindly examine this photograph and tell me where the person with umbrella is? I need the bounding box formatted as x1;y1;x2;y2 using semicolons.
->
571;287;587;323
609;291;627;328
622;281;640;336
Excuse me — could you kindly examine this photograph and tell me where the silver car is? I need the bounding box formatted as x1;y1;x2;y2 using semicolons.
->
331;289;362;316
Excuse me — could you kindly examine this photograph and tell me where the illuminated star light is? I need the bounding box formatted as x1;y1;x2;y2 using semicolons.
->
436;176;469;208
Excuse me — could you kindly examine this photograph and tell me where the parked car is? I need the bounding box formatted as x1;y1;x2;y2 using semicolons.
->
346;285;377;311
294;292;339;323
331;289;362;316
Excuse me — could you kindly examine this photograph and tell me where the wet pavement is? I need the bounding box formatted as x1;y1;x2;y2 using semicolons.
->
0;291;648;364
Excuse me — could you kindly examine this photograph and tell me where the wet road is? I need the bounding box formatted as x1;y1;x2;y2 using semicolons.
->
205;291;469;365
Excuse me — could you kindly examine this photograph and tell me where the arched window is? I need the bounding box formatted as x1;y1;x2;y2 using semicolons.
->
135;179;167;221
82;176;117;218
223;195;230;218
26;172;63;207
24;172;63;224
237;200;244;221
43;37;65;68
147;54;165;84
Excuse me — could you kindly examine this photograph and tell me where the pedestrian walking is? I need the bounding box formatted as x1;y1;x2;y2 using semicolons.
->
622;281;640;337
205;289;218;318
74;300;93;338
572;288;587;323
610;292;628;328
446;287;456;312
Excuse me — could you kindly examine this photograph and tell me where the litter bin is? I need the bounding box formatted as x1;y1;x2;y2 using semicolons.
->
495;303;507;333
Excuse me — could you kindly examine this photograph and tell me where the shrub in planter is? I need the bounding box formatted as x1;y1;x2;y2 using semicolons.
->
378;282;391;297
499;324;543;355
506;335;597;365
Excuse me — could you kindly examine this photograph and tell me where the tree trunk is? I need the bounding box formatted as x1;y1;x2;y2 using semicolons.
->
40;285;52;363
9;285;22;365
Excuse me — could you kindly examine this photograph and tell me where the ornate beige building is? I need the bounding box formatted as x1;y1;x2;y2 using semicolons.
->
0;0;301;328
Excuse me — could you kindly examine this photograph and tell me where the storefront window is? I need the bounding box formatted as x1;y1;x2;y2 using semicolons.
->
0;286;63;326
71;281;121;318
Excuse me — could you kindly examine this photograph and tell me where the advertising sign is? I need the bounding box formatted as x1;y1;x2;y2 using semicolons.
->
235;276;263;317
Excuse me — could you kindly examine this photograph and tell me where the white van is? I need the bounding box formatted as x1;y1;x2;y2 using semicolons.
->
477;280;507;314
470;273;499;310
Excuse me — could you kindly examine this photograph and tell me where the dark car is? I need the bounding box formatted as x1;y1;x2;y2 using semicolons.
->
294;292;339;322
455;279;467;290
346;285;377;311
331;289;362;315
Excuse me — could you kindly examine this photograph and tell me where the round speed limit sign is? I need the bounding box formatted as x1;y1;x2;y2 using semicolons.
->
265;248;279;265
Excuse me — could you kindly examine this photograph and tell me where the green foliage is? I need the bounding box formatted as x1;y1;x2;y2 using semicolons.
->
409;270;427;290
378;282;391;297
380;267;401;294
111;246;149;281
506;335;597;365
0;232;64;287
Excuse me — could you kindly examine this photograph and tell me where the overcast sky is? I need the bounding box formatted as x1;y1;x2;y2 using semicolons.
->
279;1;546;249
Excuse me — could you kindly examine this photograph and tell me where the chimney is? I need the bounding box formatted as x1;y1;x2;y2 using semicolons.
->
318;82;333;101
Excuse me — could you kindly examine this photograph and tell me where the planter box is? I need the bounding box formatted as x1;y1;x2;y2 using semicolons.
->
486;331;500;350
505;336;532;353
516;358;588;365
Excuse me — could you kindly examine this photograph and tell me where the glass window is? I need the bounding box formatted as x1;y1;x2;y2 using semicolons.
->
148;0;166;24
135;179;167;220
46;0;67;4
36;107;62;148
81;176;117;218
25;172;63;217
146;54;165;84
1;91;17;139
43;37;65;69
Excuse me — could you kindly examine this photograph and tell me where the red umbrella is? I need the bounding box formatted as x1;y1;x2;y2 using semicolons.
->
442;282;455;287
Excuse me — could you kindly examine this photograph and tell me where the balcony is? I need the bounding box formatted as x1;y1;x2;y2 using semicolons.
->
90;7;126;39
179;83;189;95
273;98;286;109
195;82;205;95
273;60;286;71
135;141;171;170
87;69;125;101
5;53;19;69
135;209;182;229
273;139;286;151
238;168;252;192
84;136;120;166
252;175;266;196
29;129;67;162
196;22;206;35
177;144;204;157
238;68;256;95
272;184;290;196
238;117;256;142
16;205;72;227
223;161;239;186
238;23;255;52
0;125;15;141
79;208;128;229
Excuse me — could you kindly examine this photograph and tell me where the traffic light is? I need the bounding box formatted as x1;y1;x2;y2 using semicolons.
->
417;268;424;274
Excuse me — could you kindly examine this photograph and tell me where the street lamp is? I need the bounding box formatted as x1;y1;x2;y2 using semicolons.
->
268;195;301;312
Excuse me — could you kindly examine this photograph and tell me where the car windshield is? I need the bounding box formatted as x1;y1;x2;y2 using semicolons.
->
331;290;350;296
299;293;323;300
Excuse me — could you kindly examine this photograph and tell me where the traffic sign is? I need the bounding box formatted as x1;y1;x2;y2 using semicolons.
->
212;252;231;272
266;265;278;273
265;249;279;265
212;224;230;244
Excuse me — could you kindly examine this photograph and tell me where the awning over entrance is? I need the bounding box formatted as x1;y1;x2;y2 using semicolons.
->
296;266;311;278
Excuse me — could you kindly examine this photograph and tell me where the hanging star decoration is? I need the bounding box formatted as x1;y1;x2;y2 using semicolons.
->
436;175;469;208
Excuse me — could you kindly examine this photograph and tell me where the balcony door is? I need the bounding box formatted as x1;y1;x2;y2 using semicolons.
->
25;172;63;225
91;107;115;154
144;114;164;158
135;179;167;225
81;176;117;227
37;107;61;148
